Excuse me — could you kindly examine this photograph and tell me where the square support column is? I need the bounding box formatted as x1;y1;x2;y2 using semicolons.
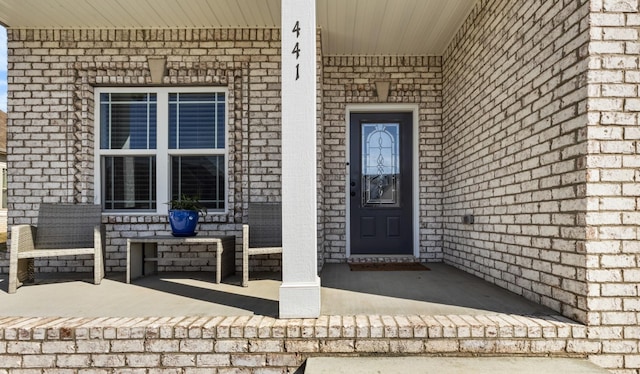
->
279;0;321;318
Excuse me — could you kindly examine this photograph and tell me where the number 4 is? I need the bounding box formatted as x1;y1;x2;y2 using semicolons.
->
292;21;300;37
292;43;301;59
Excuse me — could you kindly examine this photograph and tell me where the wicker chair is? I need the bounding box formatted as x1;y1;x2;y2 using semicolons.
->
8;203;104;293
242;202;282;287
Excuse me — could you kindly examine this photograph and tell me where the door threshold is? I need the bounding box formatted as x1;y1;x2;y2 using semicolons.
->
348;255;418;263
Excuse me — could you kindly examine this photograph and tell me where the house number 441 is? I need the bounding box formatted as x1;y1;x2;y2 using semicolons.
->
292;21;301;80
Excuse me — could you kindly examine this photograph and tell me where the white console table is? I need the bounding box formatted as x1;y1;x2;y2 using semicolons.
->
126;235;236;284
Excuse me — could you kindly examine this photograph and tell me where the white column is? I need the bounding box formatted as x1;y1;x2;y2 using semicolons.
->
279;0;321;318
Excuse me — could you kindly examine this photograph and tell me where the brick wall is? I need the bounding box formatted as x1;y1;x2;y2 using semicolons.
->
442;0;591;323
322;56;444;263
586;0;640;371
3;29;288;274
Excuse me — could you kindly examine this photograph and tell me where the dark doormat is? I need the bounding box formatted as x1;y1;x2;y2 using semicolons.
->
348;262;431;271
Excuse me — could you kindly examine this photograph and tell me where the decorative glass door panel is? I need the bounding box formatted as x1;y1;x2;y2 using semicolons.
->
350;113;413;255
362;123;399;207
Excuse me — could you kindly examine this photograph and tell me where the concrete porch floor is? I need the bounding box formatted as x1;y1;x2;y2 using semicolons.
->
0;263;605;373
0;263;555;318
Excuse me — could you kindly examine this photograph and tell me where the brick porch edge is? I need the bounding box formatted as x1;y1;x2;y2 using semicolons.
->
0;314;606;373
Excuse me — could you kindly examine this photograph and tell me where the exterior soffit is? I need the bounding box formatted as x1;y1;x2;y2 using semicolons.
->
0;0;478;55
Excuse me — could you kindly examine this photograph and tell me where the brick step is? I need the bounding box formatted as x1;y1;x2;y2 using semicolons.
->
0;313;591;353
0;314;585;342
0;314;599;372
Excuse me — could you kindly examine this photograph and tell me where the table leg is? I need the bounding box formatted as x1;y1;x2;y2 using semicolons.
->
127;241;143;283
143;243;158;276
217;236;236;283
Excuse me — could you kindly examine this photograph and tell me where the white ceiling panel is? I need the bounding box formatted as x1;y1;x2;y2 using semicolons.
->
0;0;477;55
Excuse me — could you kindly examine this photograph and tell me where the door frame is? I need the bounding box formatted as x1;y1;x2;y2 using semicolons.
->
345;104;420;258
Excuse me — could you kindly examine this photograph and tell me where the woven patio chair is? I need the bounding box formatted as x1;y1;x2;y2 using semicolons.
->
242;202;282;287
8;203;104;293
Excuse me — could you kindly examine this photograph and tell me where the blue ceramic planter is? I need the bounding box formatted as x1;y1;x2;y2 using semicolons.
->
168;210;199;237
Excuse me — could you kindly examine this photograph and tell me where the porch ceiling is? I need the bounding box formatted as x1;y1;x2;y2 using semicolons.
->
0;0;477;55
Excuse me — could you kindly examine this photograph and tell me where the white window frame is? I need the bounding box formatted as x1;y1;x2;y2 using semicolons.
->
0;162;6;210
94;86;229;215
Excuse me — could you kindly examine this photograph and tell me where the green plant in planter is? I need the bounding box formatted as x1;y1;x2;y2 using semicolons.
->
167;194;207;236
167;194;207;214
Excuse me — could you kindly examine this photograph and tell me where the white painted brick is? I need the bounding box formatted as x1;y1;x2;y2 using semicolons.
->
111;340;145;353
588;269;623;282
590;98;624;110
567;340;602;353
77;340;110;353
145;339;180;352
590;354;624;369
601;284;638;297
91;354;126;367
601;255;637;268
180;340;213;353
587;185;623;197
625;98;640;111
41;341;75;354
623;269;640;281
7;341;41;354
215;340;249;353
599;226;637;239
161;354;196;367
598;197;636;210
56;354;91;367
126;353;161;367
591;41;626;54
626;355;640;368
602;84;637;96
437;1;607;321
603;0;638;12
602;311;638;324
601;169;635;181
196;354;231;367
22;355;56;368
626;71;640;82
622;239;640;253
603;28;638;40
590;13;626;26
531;340;567;353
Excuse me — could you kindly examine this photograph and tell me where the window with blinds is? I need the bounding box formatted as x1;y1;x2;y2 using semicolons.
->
96;88;228;214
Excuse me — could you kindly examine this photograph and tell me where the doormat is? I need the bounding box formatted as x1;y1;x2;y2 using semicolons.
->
348;262;431;271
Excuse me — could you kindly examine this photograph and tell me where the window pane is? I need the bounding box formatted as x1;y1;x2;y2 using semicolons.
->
100;93;157;150
103;156;156;210
362;123;400;206
216;99;225;149
171;156;225;210
169;92;225;149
